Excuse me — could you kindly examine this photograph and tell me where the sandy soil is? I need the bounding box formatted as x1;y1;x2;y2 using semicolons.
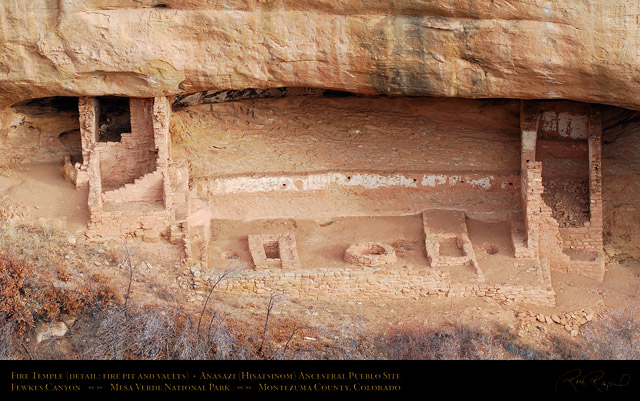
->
0;162;88;230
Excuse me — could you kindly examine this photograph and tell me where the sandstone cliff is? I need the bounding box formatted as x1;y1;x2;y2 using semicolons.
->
1;1;639;109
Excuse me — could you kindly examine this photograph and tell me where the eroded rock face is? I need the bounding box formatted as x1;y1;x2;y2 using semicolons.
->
0;98;80;165
1;1;639;109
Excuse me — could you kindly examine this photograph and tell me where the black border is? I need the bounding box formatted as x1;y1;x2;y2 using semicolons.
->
1;359;638;396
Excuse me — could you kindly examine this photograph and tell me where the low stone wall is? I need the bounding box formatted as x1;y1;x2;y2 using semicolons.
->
86;208;168;241
565;256;606;281
195;265;556;307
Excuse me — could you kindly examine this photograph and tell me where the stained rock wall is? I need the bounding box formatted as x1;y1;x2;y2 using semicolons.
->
171;96;522;221
602;107;640;259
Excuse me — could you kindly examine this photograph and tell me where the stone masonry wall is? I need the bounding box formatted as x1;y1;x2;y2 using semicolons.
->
560;227;604;251
98;98;157;189
79;97;99;167
195;266;555;307
82;96;197;248
152;96;174;209
551;110;604;280
96;134;152;188
523;154;605;280
519;102;605;281
84;96;173;243
521;161;542;258
587;110;604;247
87;208;169;241
74;97;99;188
524;162;572;268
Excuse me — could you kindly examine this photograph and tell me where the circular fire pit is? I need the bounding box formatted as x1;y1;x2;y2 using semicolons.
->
344;242;397;267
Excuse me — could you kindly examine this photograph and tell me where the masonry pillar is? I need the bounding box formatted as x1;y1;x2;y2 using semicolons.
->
152;96;172;210
76;97;99;189
587;110;604;240
520;101;539;175
520;101;541;255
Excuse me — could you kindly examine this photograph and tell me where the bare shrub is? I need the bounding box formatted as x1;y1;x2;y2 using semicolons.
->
270;324;306;360
368;323;544;360
176;311;251;360
0;249;34;335
299;316;374;360
373;324;478;359
328;318;373;359
258;292;282;356
0;222;116;328
172;314;211;360
0;316;16;360
581;307;640;360
197;261;242;334
80;304;249;360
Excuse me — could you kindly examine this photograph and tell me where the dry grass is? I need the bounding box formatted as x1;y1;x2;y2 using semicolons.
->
78;305;253;360
0;317;16;360
370;323;544;360
581;307;640;359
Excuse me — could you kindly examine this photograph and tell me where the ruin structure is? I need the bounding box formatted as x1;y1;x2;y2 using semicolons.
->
49;91;610;307
2;1;638;308
516;101;605;281
73;96;210;261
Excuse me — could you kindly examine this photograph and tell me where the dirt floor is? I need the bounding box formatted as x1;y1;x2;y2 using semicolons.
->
1;162;638;357
208;216;427;271
0;163;89;230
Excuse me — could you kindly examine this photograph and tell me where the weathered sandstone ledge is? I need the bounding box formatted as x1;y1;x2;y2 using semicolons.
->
1;1;639;109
